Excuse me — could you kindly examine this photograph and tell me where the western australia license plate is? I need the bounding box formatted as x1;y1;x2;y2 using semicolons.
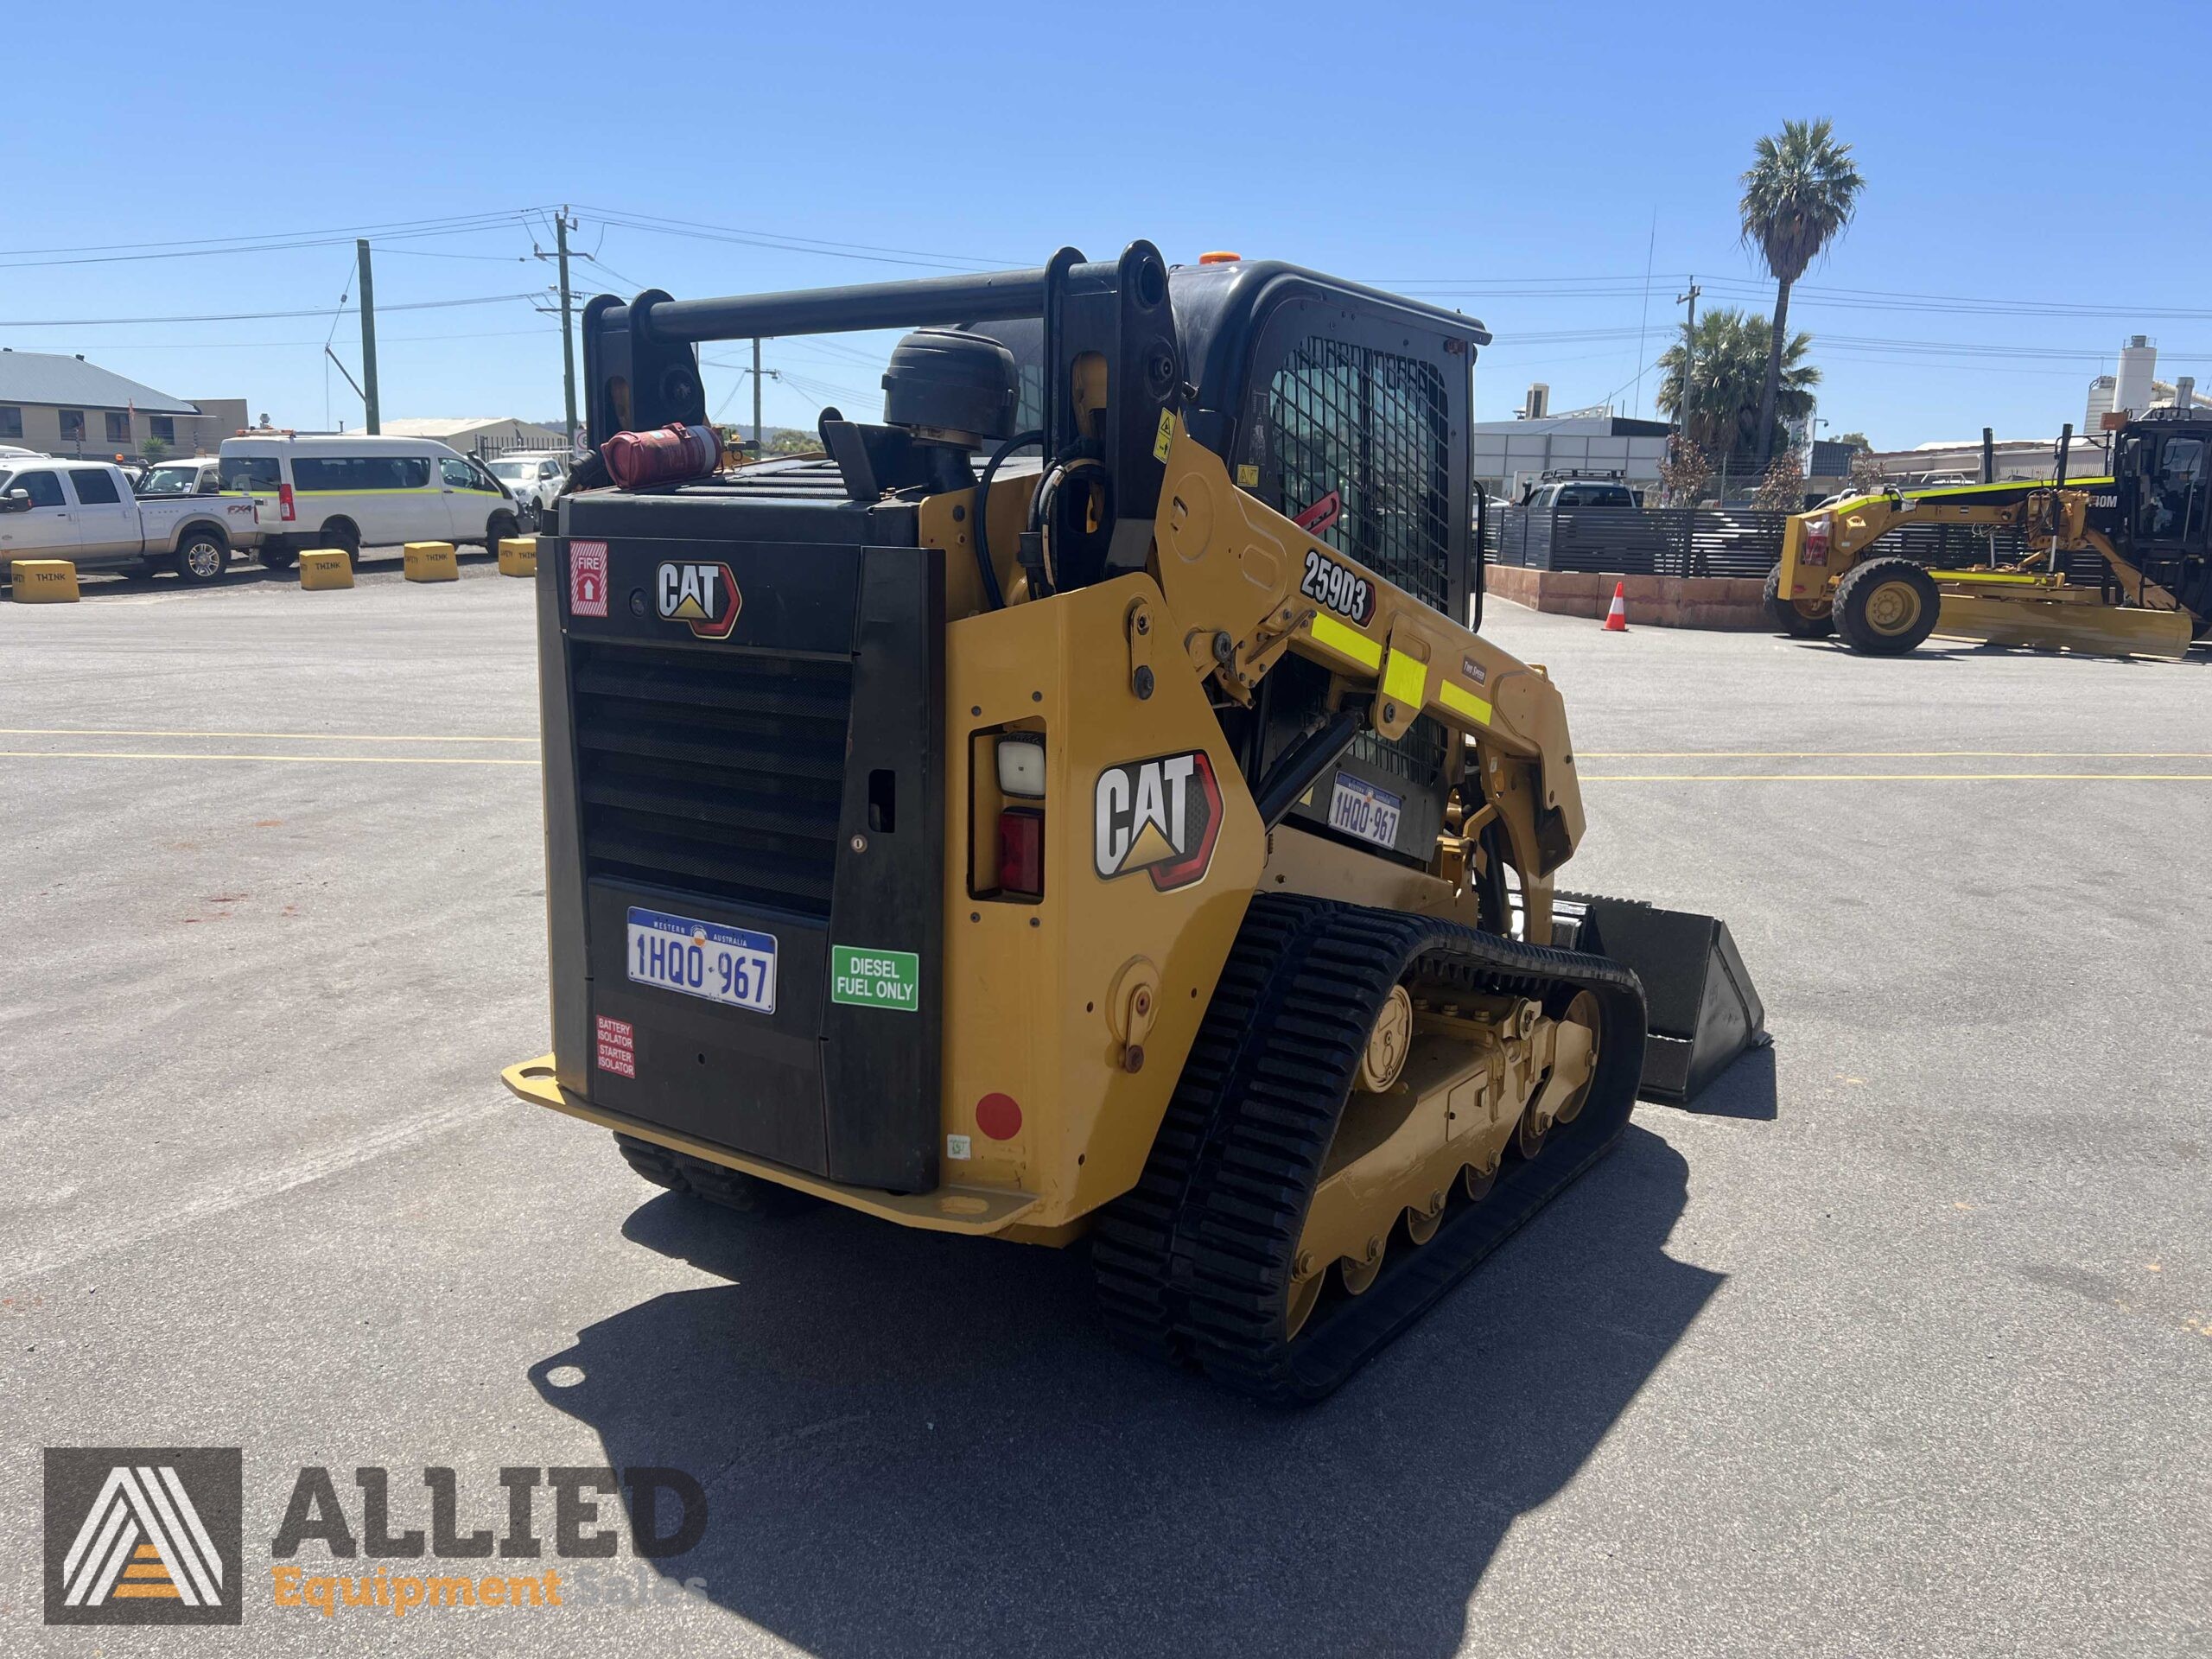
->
625;906;777;1014
1328;772;1403;850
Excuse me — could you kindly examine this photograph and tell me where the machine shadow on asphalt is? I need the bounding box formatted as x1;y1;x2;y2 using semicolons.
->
524;1125;1723;1658
1668;1043;1778;1122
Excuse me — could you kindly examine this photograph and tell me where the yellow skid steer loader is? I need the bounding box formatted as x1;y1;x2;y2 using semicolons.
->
504;244;1764;1402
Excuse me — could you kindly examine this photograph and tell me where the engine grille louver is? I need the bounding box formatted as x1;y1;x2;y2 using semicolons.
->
571;638;850;919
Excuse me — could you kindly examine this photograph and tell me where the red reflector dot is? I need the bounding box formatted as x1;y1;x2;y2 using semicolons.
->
976;1092;1023;1141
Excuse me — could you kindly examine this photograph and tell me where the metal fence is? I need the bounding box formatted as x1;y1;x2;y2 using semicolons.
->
1485;505;1790;578
1482;504;2107;582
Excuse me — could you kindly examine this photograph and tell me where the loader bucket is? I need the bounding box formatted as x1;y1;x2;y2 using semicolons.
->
1559;896;1767;1106
1930;591;2193;660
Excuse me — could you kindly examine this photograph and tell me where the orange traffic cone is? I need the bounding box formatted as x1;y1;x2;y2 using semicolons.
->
1603;582;1629;632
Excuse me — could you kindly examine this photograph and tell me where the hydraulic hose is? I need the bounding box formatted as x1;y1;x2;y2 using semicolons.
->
973;429;1042;611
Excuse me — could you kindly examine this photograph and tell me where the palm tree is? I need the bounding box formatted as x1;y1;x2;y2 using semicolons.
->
1656;308;1819;474
1739;118;1863;466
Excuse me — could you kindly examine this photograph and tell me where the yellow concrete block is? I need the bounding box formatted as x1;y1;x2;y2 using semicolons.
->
404;542;459;582
497;537;538;577
9;558;79;602
298;548;353;590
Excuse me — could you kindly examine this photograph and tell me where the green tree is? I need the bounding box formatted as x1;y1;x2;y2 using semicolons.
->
1739;118;1864;466
138;436;168;464
1656;308;1819;474
1832;431;1869;450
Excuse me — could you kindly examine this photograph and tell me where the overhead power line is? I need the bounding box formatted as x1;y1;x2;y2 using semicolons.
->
0;210;551;270
574;206;1017;273
0;293;540;328
0;325;559;353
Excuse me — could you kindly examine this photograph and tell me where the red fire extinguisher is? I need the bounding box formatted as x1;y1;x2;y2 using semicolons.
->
600;423;722;490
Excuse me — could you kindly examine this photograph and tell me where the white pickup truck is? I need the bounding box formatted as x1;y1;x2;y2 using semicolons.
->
0;457;262;584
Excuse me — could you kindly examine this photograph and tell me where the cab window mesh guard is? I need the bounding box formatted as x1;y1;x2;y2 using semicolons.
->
1268;339;1451;609
1268;338;1452;789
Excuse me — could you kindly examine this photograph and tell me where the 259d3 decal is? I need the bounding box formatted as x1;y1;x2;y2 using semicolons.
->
1300;546;1375;625
1094;750;1223;892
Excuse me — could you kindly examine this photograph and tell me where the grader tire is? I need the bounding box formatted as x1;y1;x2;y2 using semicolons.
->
1834;556;1942;656
1763;564;1835;638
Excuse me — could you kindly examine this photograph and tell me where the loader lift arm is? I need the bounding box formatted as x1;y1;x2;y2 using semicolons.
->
1153;414;1584;943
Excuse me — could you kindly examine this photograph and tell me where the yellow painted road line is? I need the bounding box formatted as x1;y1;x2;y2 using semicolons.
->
1581;772;2212;783
0;749;537;767
0;726;535;745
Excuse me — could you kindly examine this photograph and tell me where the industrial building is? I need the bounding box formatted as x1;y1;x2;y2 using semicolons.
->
1856;337;2206;488
1472;386;1670;500
341;416;567;458
2083;335;2208;432
0;351;245;460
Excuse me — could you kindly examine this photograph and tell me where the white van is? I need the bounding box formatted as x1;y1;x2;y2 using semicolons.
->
218;434;524;569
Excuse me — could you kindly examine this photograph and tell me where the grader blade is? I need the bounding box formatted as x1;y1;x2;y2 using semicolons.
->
1559;896;1766;1107
1930;591;2194;660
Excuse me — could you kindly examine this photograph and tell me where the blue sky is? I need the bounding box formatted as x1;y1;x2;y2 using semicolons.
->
8;1;2208;448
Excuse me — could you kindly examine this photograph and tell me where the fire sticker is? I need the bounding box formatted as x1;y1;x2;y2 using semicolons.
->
1094;750;1223;892
569;541;608;618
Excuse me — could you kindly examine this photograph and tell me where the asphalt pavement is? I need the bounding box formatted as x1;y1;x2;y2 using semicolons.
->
2;565;2206;1656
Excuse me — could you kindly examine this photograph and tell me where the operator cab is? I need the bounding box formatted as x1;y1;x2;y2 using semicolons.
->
2119;411;2211;550
2113;410;2212;622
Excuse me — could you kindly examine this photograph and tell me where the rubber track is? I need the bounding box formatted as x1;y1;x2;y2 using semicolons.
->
1092;892;1647;1405
612;1133;817;1216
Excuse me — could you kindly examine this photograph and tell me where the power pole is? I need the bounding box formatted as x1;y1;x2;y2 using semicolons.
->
752;338;764;450
1672;278;1700;435
556;208;577;450
1672;277;1700;503
356;238;380;435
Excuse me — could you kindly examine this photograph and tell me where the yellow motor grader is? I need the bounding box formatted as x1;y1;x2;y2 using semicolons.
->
504;244;1763;1402
1767;411;2212;659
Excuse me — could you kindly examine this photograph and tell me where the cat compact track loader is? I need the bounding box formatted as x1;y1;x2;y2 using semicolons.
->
503;243;1764;1402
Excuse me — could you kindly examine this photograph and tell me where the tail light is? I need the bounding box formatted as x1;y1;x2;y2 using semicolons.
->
996;807;1044;898
278;482;296;523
